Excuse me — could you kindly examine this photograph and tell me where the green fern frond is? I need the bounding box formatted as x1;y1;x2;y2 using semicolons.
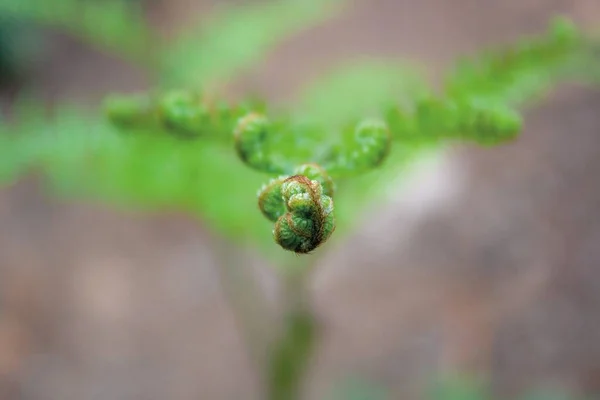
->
0;101;281;251
0;0;153;61
1;16;598;255
161;0;346;87
444;17;587;106
295;60;430;126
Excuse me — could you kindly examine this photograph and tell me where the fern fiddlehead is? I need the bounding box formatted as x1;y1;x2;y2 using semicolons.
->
321;119;392;176
234;112;289;174
105;89;259;140
258;168;335;254
247;116;391;254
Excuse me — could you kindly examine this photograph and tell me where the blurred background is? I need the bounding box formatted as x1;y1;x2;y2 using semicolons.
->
1;0;600;399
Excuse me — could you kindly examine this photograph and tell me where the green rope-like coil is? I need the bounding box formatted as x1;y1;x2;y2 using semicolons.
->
322;119;392;176
105;89;254;140
234;112;292;174
157;90;212;137
258;164;335;254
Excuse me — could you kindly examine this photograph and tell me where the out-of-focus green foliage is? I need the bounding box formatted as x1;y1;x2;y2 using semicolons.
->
444;17;589;106
0;0;342;80
0;100;278;250
161;0;345;86
330;377;389;400
0;0;153;61
296;60;430;127
428;377;592;400
104;89;263;140
429;378;491;400
0;18;43;82
327;376;591;400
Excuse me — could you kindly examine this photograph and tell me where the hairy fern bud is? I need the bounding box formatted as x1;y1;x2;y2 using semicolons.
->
258;168;335;254
234;112;286;174
350;120;392;169
258;175;288;222
324;119;392;176
157;90;211;137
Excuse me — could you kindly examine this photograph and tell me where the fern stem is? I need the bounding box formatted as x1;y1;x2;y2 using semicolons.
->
211;237;277;394
266;260;320;400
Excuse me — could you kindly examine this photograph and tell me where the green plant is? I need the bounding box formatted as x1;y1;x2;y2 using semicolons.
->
100;16;591;257
0;1;598;398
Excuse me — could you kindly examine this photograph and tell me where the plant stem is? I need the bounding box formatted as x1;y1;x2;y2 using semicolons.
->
212;235;321;400
211;238;277;392
266;259;320;400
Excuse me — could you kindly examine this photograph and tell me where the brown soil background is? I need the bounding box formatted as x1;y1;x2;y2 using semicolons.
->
1;0;600;399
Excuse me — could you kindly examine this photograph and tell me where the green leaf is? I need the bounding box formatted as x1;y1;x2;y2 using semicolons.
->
444;17;588;107
0;0;154;62
0;101;281;254
296;59;430;127
161;0;345;86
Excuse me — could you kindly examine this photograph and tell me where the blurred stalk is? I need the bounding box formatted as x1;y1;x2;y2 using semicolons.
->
211;237;278;394
213;233;321;400
266;257;320;400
